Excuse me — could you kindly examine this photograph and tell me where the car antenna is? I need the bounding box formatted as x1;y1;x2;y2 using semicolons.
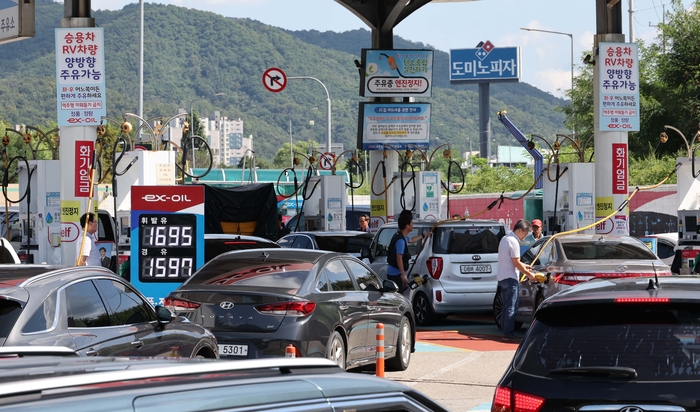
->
646;263;659;290
257;251;269;262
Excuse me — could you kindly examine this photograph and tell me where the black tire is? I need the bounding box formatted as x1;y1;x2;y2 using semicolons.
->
386;317;412;371
413;292;436;326
493;290;522;331
326;331;346;370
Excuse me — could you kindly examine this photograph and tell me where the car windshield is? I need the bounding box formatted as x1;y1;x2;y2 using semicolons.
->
562;240;658;260
433;225;505;254
314;235;372;255
515;303;700;381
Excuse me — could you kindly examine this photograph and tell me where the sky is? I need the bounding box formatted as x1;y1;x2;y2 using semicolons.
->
88;0;692;98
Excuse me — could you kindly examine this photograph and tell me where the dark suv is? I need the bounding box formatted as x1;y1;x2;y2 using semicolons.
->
494;276;700;411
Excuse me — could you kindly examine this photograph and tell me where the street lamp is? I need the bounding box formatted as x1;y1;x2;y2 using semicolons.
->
520;27;575;134
288;76;332;154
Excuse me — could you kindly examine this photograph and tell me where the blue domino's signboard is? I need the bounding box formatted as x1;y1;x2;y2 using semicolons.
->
449;41;520;83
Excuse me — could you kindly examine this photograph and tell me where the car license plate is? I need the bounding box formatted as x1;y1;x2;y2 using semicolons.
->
218;344;248;357
460;264;491;274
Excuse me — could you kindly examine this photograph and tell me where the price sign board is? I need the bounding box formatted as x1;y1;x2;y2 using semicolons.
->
130;185;205;306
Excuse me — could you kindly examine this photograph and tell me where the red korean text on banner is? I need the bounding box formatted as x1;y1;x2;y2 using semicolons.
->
75;140;94;197
612;143;628;195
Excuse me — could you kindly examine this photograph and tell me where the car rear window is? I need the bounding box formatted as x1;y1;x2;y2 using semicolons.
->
433;225;505;254
314;235;372;255
562;240;658;260
185;257;314;291
0;298;22;341
204;238;279;263
516;303;700;381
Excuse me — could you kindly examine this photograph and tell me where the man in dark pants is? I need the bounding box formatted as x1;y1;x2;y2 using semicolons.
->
497;219;536;341
386;210;431;293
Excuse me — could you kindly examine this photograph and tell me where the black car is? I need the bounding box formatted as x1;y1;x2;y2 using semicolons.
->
165;248;415;371
0;265;218;358
0;357;448;411
493;276;700;411
277;230;374;257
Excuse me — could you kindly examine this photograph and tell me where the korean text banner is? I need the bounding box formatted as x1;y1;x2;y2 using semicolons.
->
357;103;431;150
450;45;520;82
361;49;433;97
55;28;107;127
598;42;640;132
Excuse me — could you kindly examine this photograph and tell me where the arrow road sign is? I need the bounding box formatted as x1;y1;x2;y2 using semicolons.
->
262;67;287;93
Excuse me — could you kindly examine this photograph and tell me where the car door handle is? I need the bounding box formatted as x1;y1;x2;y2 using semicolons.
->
339;305;348;310
130;340;144;348
85;348;98;357
366;305;375;311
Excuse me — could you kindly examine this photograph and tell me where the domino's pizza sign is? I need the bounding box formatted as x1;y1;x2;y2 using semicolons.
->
450;41;521;83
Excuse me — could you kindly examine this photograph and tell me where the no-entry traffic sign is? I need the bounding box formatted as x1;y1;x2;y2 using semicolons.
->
262;67;287;93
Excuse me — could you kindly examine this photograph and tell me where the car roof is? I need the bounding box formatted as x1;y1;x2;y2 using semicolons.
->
540;276;700;309
286;230;373;237
381;219;504;227
212;247;335;262
0;265;118;289
204;234;276;243
545;234;642;243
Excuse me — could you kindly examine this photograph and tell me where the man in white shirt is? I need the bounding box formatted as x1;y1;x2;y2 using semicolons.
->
76;212;100;266
497;219;537;341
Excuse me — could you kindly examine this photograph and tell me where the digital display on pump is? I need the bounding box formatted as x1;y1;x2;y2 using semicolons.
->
138;213;197;281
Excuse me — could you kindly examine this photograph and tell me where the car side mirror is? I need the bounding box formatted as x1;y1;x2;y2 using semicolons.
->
360;247;373;263
383;279;398;293
155;305;173;325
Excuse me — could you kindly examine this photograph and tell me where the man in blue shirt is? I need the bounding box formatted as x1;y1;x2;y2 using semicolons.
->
387;210;431;292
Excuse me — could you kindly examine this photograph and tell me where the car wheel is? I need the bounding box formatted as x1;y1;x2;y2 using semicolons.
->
493;290;522;331
386;316;412;371
326;331;346;370
413;292;436;326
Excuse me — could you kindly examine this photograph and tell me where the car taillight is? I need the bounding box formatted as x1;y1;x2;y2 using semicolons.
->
551;273;595;286
17;252;32;264
553;271;671;286
254;301;316;316
491;386;545;412
615;297;670;303
427;257;443;279
163;297;201;313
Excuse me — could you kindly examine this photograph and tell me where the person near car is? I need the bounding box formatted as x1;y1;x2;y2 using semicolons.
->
76;212;100;266
276;213;290;240
521;218;543;246
99;247;111;268
359;214;371;232
387;210;431;293
497;219;536;341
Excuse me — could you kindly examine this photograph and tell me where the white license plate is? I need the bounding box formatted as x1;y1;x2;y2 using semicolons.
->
218;344;248;357
460;264;491;274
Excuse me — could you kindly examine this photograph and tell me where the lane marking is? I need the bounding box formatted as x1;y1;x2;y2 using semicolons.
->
404;351;482;387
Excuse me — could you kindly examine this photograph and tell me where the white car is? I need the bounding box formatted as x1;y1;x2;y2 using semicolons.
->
362;219;507;325
0;236;20;264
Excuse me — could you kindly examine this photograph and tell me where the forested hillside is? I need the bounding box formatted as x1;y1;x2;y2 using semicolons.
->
0;0;568;159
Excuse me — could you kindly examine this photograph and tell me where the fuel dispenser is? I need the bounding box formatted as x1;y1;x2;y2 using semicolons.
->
114;150;176;247
299;174;347;231
542;162;595;235
17;160;63;264
674;157;700;273
392;170;441;221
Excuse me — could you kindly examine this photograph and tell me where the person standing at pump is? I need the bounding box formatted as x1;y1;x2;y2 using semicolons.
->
387;210;431;293
522;219;543;246
498;219;537;341
359;214;371;232
76;212;100;266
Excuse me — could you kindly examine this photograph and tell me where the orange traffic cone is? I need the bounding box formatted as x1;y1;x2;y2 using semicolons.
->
285;344;296;358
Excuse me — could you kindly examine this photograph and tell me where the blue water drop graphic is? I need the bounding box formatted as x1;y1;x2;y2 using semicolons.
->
423;202;428;212
327;213;333;222
46;213;53;224
577;211;583;221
